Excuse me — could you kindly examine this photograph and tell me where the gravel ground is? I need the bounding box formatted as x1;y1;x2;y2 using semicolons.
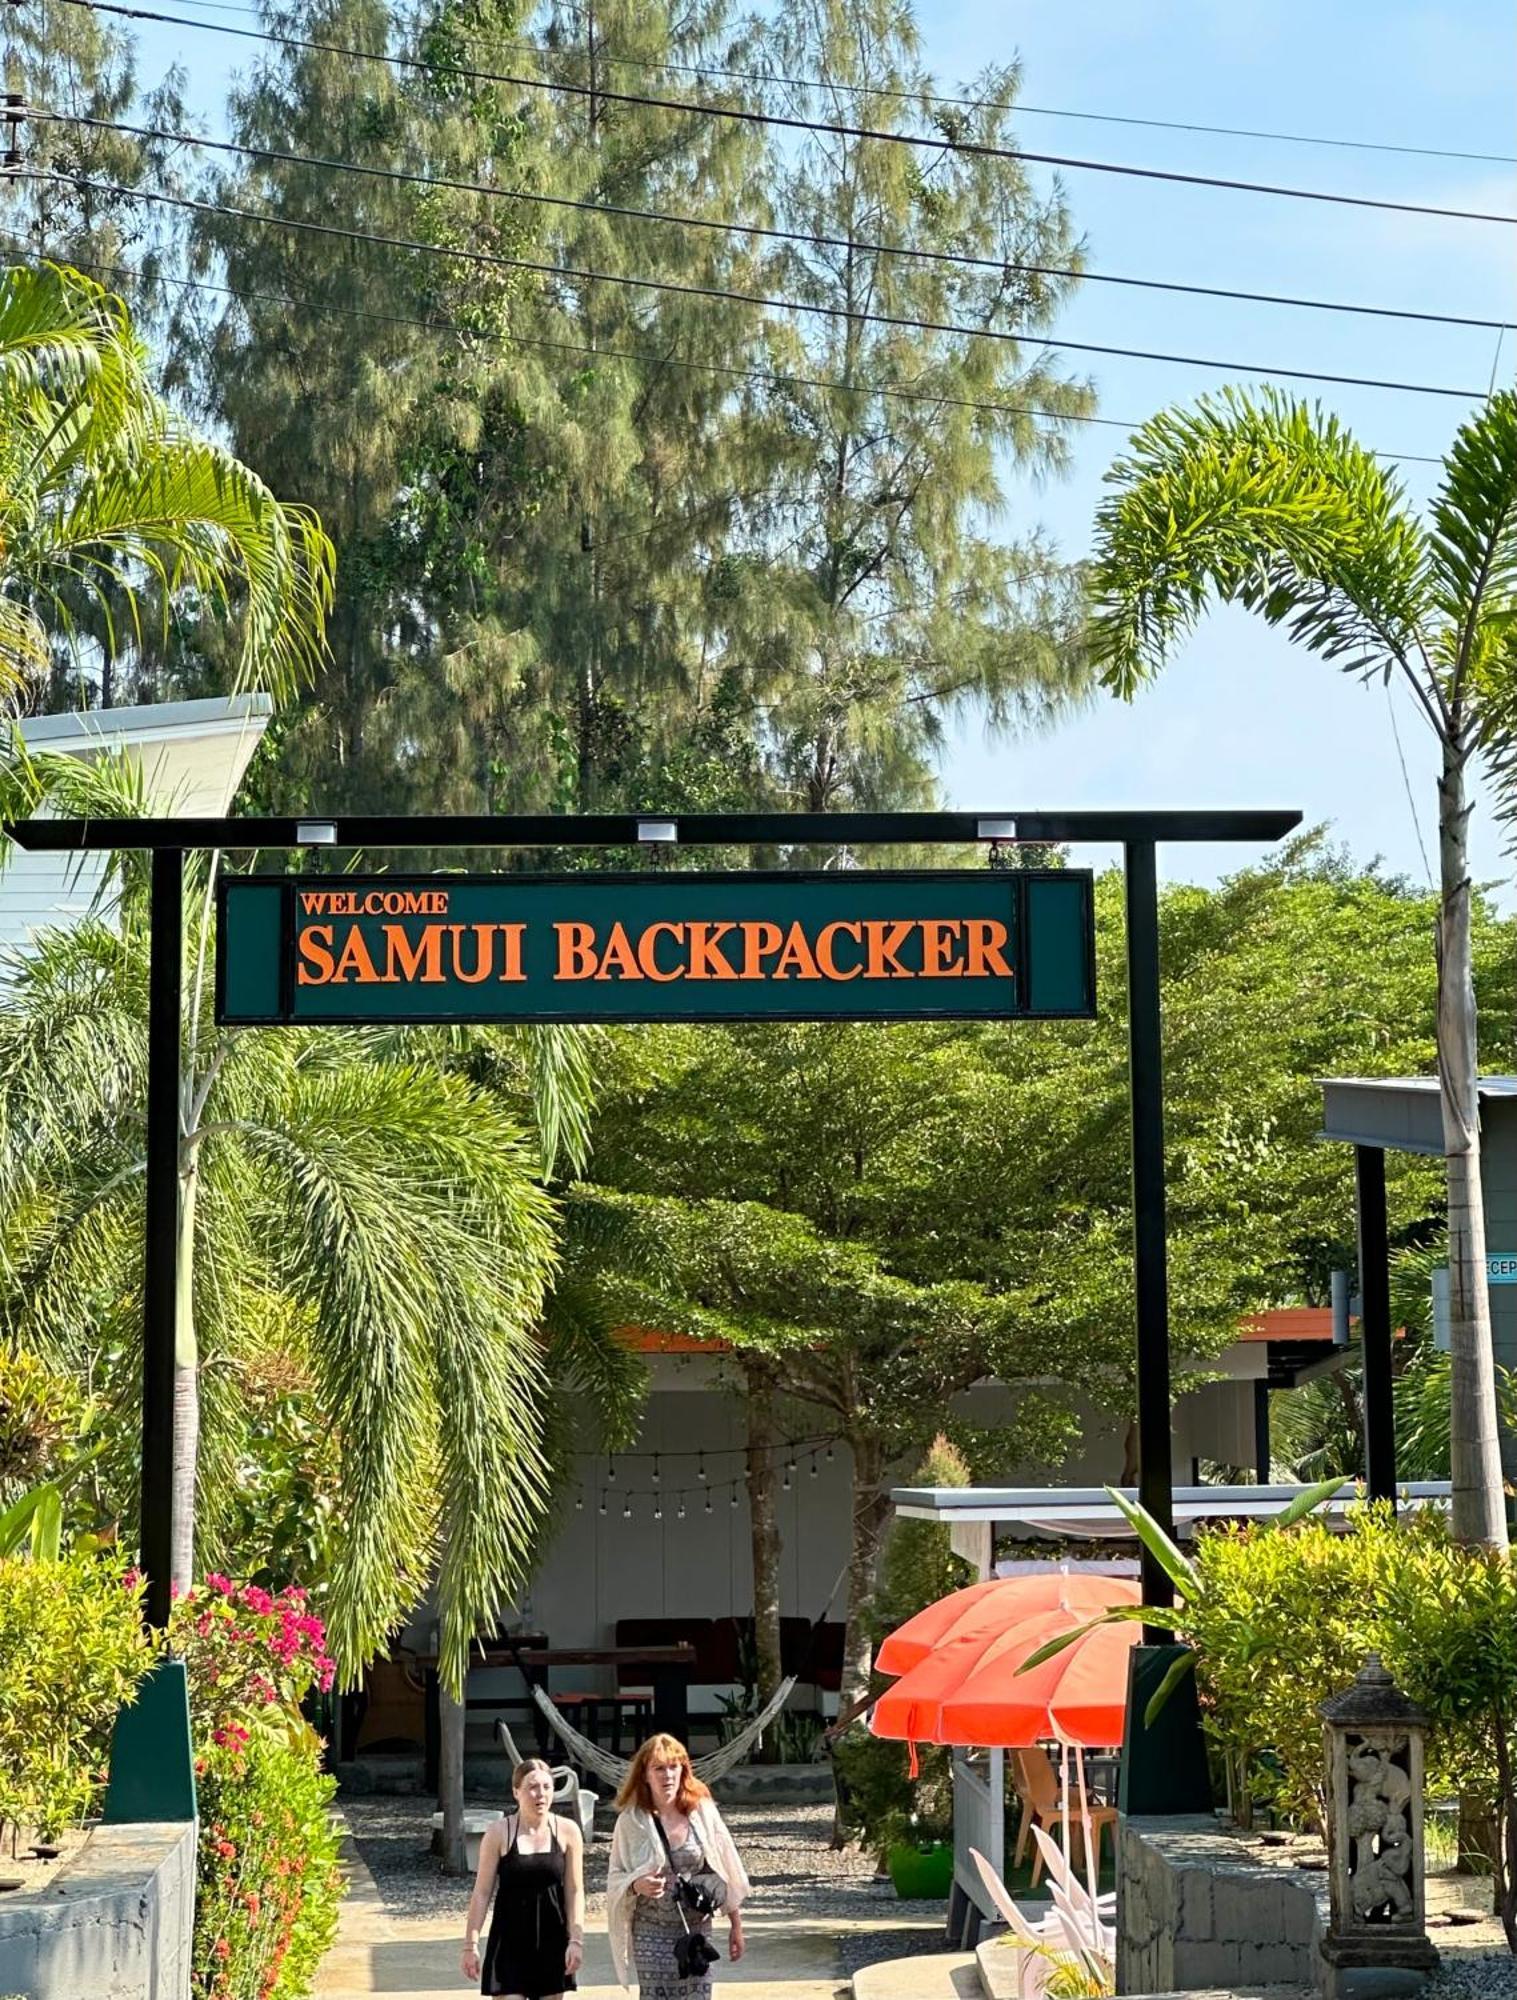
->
340;1794;956;1980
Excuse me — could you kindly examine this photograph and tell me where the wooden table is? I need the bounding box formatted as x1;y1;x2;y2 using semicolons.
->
405;1636;548;1791
408;1641;697;1786
515;1645;698;1745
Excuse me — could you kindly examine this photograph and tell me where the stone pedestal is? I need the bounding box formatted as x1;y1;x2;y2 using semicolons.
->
1318;1655;1438;2000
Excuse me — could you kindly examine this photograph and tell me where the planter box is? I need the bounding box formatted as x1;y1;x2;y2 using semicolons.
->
888;1839;954;1899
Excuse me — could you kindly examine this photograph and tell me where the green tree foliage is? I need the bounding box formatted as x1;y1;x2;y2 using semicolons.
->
168;0;437;782
0;0;187;280
0;262;333;708
570;844;1513;1699
168;0;1093;820
1090;387;1517;1548
0;882;576;1693
833;1435;969;1860
726;0;1095;810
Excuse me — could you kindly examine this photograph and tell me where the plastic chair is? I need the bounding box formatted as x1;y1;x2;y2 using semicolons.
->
1010;1747;1118;1886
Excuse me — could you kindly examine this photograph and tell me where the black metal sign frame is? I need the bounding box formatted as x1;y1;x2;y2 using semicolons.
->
4;808;1301;1628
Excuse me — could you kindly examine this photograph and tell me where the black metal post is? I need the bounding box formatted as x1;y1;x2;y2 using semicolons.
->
142;848;182;1629
1124;840;1175;1620
1355;1144;1397;1506
1254;1380;1272;1484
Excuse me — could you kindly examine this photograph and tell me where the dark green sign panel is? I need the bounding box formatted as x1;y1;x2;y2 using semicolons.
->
216;870;1095;1026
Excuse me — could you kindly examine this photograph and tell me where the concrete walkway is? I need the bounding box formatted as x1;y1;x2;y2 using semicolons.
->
315;1836;933;2000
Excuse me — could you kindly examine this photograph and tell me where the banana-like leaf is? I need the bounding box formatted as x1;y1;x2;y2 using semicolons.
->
1142;1646;1198;1728
1265;1473;1348;1531
1017;1600;1183;1675
1104;1485;1200;1596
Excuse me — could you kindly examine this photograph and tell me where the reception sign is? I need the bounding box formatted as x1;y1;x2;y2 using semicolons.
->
215;870;1095;1026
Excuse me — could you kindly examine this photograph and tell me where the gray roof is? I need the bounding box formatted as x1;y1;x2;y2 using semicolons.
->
1318;1075;1517;1156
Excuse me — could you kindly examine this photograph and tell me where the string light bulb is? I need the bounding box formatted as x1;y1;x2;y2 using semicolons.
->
676;1497;686;1520
607;1457;617;1484
730;1486;739;1508
809;1454;819;1478
704;1494;713;1515
622;1495;632;1519
653;1500;663;1522
697;1452;707;1483
651;1454;661;1487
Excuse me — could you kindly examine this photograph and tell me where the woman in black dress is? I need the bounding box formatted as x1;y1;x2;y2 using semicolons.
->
462;1759;585;1999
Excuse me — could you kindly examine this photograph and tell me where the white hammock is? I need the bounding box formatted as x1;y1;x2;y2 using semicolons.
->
507;1674;801;1792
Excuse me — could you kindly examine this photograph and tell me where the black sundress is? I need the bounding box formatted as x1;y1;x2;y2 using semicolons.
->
481;1814;577;1998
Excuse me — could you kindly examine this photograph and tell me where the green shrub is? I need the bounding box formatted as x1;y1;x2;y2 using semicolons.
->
169;1577;344;2000
0;1552;149;1843
193;1734;343;2000
1184;1506;1517;1944
0;1350;84;1487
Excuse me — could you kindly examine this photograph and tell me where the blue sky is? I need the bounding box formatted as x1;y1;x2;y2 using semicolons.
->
923;1;1516;895
128;1;1516;895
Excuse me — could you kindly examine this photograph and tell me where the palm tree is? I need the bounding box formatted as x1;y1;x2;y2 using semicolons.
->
0;878;588;1689
0;260;333;704
1089;386;1517;1548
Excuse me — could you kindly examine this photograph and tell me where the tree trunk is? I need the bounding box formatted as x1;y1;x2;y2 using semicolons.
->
832;1433;892;1849
439;1679;468;1875
742;1362;783;1756
169;1169;200;1592
1493;1717;1517;1950
836;1433;892;1721
1437;741;1510;1549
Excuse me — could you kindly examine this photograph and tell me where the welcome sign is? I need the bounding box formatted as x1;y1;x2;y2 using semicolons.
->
215;870;1096;1025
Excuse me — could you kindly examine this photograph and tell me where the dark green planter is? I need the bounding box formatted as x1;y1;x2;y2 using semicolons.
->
887;1837;954;1899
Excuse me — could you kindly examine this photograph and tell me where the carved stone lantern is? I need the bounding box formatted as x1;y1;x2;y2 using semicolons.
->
1318;1653;1438;1998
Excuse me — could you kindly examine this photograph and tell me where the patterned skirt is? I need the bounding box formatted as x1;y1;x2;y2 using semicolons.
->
630;1835;717;2000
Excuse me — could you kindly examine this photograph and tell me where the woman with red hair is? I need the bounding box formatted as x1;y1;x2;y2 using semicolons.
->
605;1734;750;1996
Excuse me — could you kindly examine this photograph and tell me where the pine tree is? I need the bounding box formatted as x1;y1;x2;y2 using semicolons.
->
723;0;1097;810
378;0;774;816
1;0;193;297
169;0;444;801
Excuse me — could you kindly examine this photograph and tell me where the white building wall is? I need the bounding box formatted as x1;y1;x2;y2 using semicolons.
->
498;1350;1265;1670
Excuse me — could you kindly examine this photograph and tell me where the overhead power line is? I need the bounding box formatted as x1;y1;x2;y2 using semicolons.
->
53;0;1517;228
5;237;1442;468
113;0;1517;168
42;109;1517;336
23;168;1494;401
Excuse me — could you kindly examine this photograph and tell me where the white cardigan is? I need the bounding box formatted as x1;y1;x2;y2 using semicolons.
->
605;1801;751;1989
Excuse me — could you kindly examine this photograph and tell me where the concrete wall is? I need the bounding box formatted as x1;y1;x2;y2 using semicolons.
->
1116;1815;1327;1996
0;1821;196;2000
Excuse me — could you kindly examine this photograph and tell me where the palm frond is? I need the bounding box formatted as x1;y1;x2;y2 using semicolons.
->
1090;388;1432;706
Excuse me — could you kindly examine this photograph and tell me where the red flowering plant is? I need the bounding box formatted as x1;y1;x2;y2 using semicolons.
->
168;1575;336;1754
168;1577;343;2000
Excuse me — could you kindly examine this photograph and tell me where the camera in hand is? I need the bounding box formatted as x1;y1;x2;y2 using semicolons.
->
675;1874;724;1918
674;1929;721;1979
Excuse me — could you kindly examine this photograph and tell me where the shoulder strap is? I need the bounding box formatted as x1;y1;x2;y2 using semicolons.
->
650;1815;692;1935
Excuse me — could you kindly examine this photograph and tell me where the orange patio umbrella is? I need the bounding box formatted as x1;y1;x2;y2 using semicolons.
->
871;1573;1140;1747
935;1607;1138;1749
875;1570;1139;1676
